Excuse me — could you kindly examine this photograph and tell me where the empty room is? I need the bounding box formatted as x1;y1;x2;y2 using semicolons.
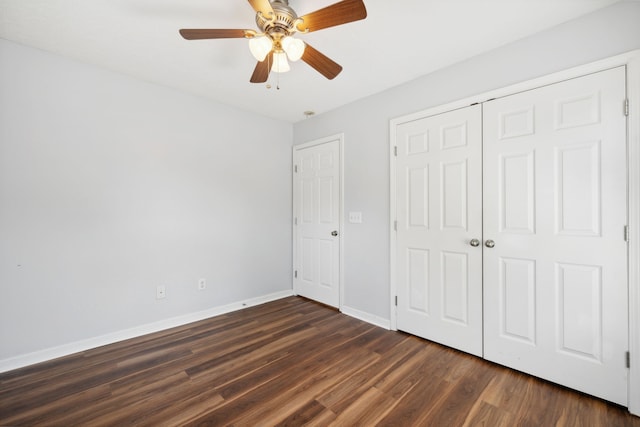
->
1;0;640;425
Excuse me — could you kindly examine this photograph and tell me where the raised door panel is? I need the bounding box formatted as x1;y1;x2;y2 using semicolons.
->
499;257;536;345
407;248;430;314
500;152;535;234
556;263;603;361
441;251;469;325
407;166;429;229
441;160;468;231
556;142;601;236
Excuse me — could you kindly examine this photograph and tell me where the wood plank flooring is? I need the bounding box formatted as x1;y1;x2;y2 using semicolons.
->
1;296;638;426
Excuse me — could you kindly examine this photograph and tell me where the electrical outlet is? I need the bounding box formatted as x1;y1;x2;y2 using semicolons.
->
156;285;166;299
198;278;206;290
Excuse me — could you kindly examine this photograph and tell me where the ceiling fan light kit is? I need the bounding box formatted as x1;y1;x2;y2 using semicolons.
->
271;51;291;73
248;35;272;61
281;36;305;62
179;0;367;83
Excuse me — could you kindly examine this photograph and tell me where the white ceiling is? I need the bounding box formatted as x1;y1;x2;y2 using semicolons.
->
0;0;623;123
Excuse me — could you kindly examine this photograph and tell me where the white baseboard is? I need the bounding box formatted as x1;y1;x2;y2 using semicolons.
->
341;305;391;330
0;290;294;374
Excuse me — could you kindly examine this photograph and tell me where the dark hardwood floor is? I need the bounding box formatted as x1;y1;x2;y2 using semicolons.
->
1;296;638;426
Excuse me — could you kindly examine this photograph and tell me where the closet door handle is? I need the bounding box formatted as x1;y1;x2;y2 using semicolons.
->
469;239;480;247
485;239;495;248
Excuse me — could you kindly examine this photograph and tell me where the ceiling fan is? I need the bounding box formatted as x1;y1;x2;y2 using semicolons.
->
179;0;367;83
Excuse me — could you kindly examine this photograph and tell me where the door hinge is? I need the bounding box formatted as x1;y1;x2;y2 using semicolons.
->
394;220;398;231
624;225;629;242
624;99;629;116
395;295;398;306
294;217;298;226
626;351;631;368
394;146;398;157
294;165;298;173
294;270;298;278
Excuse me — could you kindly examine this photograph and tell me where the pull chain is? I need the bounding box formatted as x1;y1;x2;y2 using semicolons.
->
265;52;281;90
266;53;272;89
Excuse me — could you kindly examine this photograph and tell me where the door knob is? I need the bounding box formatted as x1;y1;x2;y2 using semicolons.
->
485;239;495;248
331;230;339;236
469;239;480;247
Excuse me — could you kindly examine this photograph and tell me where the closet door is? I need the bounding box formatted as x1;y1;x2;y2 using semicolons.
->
396;105;483;357
483;67;628;405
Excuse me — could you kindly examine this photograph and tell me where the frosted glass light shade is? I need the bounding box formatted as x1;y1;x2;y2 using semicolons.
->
271;51;290;73
281;36;305;62
249;36;272;61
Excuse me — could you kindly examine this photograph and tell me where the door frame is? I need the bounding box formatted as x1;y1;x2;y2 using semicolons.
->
389;49;640;415
293;134;345;310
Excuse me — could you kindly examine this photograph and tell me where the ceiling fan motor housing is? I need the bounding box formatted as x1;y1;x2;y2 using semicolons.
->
256;0;298;38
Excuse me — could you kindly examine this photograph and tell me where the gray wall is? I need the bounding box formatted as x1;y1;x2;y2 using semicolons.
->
293;1;640;321
0;39;293;361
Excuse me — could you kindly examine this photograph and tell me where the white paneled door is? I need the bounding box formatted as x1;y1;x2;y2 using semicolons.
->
396;104;484;357
294;138;341;308
483;67;628;405
394;66;629;405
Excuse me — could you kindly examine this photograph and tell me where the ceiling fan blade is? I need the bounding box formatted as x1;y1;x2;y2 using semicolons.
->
250;51;273;83
247;0;274;17
179;29;247;40
301;43;343;80
296;0;367;33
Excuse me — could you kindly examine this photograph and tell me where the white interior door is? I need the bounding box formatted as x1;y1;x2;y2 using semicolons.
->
293;138;341;308
483;67;628;405
395;104;483;357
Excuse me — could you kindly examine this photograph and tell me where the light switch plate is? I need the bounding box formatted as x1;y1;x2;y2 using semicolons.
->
349;212;363;223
